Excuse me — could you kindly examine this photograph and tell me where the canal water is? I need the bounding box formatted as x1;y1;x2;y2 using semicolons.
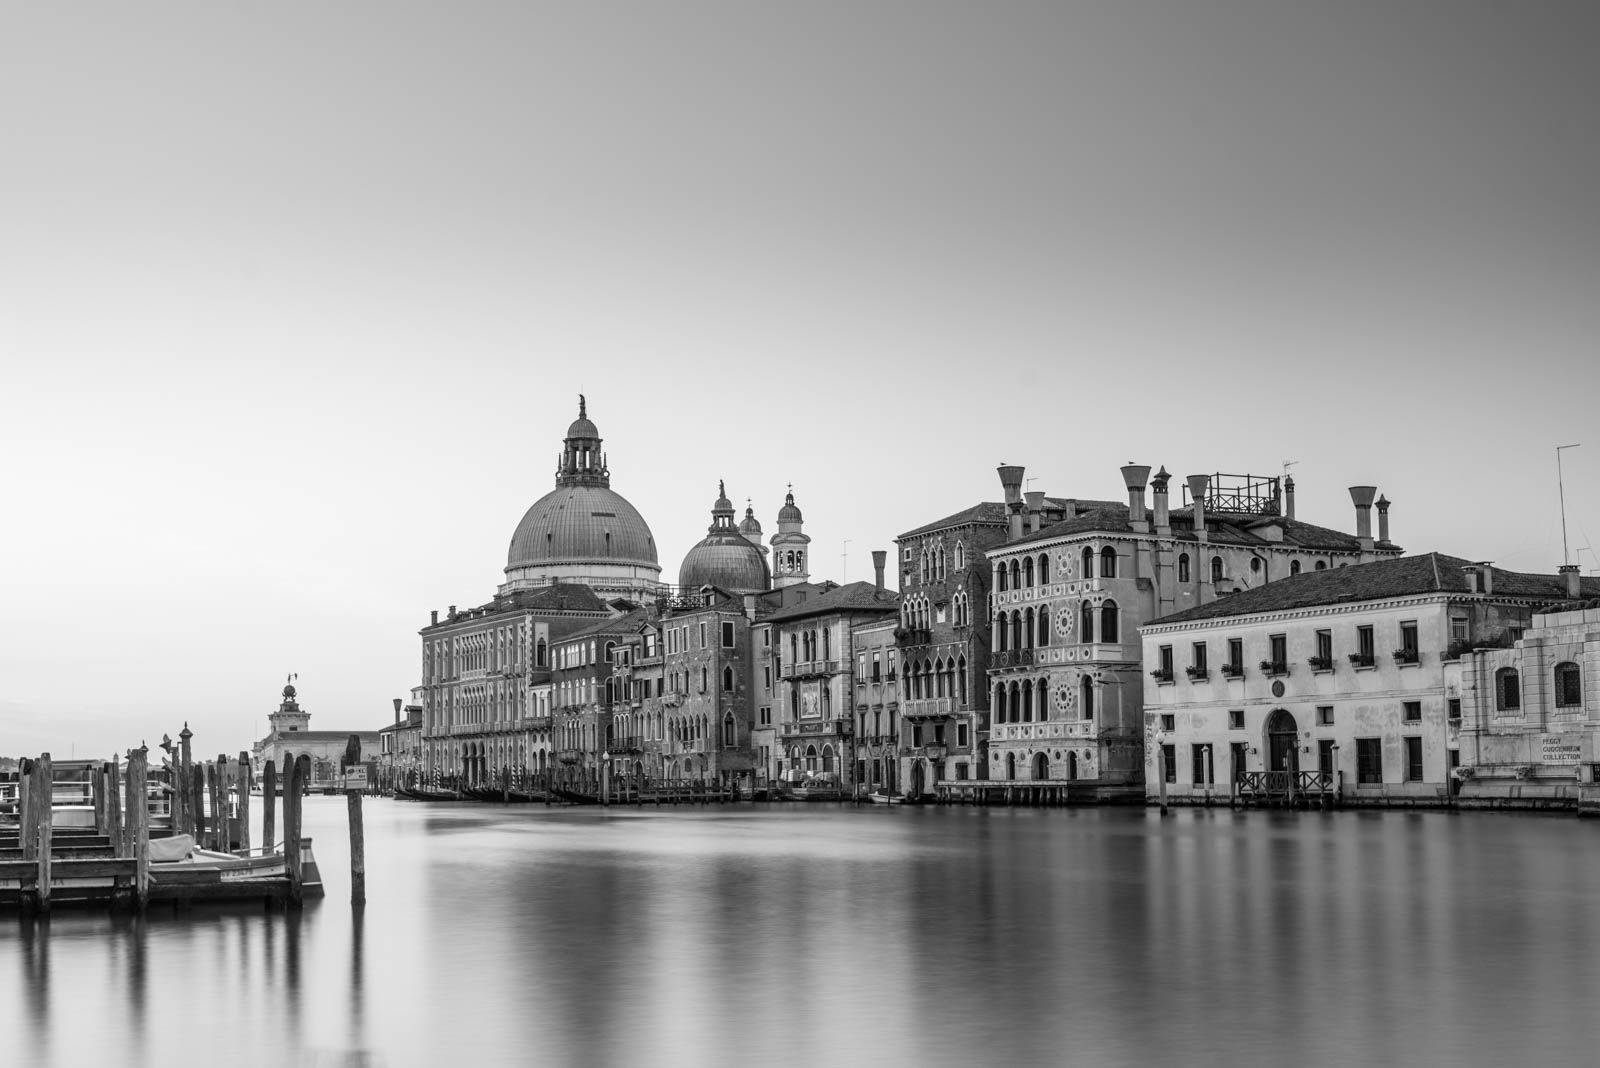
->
6;799;1599;1067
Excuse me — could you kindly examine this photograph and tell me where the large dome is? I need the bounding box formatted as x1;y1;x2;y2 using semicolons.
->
678;482;770;593
508;484;659;571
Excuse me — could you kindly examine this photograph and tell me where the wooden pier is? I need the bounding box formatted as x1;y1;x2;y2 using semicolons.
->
1;739;323;914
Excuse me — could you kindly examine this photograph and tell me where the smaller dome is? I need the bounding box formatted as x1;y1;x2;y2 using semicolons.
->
679;538;770;593
778;489;802;523
567;394;599;440
713;479;733;513
283;683;297;699
739;506;762;535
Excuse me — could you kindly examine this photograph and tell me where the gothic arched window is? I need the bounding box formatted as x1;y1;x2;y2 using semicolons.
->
1100;600;1119;643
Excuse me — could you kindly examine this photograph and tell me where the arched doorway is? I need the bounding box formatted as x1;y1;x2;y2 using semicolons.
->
1266;709;1299;779
1005;752;1016;781
1033;752;1049;781
909;760;925;797
1067;752;1079;780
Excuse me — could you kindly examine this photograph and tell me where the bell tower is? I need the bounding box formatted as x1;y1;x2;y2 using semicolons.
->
269;676;311;734
770;485;811;588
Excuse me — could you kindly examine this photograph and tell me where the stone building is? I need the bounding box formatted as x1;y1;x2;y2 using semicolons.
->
377;692;425;791
550;608;652;787
419;398;658;784
850;609;901;795
253;679;380;789
770;487;812;588
894;494;1081;797
766;575;900;789
655;588;759;785
1457;574;1600;806
983;464;1399;799
1140;554;1597;806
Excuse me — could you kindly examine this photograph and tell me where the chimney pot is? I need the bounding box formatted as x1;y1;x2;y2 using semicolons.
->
1187;475;1210;535
1283;476;1296;521
872;550;887;590
1025;491;1046;534
393;697;403;725
431;610;439;625
1349;486;1377;545
997;465;1025;505
1376;495;1391;544
1152;466;1171;532
1122;464;1151;527
1561;563;1581;600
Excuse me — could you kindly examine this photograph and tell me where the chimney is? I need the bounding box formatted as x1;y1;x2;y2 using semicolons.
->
1349;486;1377;549
1025;491;1045;534
1376;495;1391;544
1283;475;1296;521
872;550;887;590
393;697;403;726
1465;562;1495;595
448;604;457;621
1152;466;1171;534
431;610;439;626
1187;475;1210;538
1561;563;1581;600
1122;464;1151;532
998;465;1025;540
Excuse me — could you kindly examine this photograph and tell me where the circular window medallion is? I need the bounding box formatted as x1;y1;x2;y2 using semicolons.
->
1271;680;1286;698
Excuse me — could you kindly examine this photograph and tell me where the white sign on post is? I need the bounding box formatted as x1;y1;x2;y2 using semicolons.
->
343;766;369;790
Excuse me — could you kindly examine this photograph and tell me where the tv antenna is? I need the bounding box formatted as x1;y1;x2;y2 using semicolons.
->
1558;444;1581;566
841;540;852;583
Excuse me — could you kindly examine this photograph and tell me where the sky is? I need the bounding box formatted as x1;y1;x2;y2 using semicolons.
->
3;1;1597;759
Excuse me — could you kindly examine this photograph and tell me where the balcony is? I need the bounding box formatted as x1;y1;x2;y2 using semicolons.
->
904;697;955;721
1150;668;1174;684
1259;660;1289;677
995;720;1094;742
896;627;933;646
784;659;845;679
992;649;1034;669
1347;653;1375;669
1220;663;1244;679
524;715;553;730
1393;648;1421;666
1185;666;1209;681
1307;656;1334;672
902;745;948;761
556;748;585;765
606;737;645;755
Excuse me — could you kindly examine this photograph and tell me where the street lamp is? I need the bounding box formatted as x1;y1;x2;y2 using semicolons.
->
602;750;611;807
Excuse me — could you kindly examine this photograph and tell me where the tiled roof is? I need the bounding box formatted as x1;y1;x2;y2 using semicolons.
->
897;498;1124;540
763;582;901;624
1000;502;1386;554
562;606;654;641
1146;553;1600;626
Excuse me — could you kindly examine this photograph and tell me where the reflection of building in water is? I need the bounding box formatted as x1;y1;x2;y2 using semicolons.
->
253;679;378;786
1142;553;1598;808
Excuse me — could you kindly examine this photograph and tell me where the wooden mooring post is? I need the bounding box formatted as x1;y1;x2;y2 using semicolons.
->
236;751;252;855
262;758;277;854
345;735;366;907
285;754;307;909
33;754;53;914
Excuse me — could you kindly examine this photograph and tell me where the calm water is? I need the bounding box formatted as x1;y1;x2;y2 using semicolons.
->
5;799;1599;1067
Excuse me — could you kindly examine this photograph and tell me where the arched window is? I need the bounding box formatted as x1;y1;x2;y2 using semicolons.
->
1036;678;1049;722
1211;556;1224;583
996;564;1007;592
1081;677;1095;720
1081;546;1094;579
1081;601;1095;643
957;657;967;702
822;627;831;660
1290;560;1302;576
993;682;1006;719
1555;662;1582;707
1021;681;1033;722
1100;600;1119;643
1038;609;1049;647
1250;558;1262;574
1024;607;1035;649
955;542;966;570
1315;560;1327;571
996;613;1009;651
1100;546;1116;578
1039;553;1050;584
699;666;708;692
1023;557;1035;587
1496;668;1521;711
604;640;616;662
1178;554;1190;583
1009;561;1021;589
722;666;734;692
536;639;548;666
1008;682;1020;722
934;659;946;698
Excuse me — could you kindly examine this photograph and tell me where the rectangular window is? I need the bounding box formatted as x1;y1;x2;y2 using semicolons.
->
958;722;970;748
1317;705;1334;726
933;724;946;746
722;621;735;648
1191;642;1208;673
872;652;881;681
763;666;771;691
1191;744;1211;785
1400;621;1418;655
1230;741;1248;780
1228;709;1244;730
1316;629;1333;663
1356;738;1383;784
1269;634;1286;670
1356;625;1375;666
1158;645;1174;680
1160;714;1175;733
1318;739;1336;775
1447;698;1461;721
1161;744;1176;783
1557;664;1582;708
1405;736;1424;782
1227;638;1243;672
1404;700;1421;723
1450;617;1468;643
955;763;970;781
1497;670;1521;711
699;622;707;649
912;724;923;747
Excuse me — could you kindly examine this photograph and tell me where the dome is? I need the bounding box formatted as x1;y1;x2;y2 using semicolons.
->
508;484;659;571
566;393;599;440
778;489;803;523
739;506;762;536
679;536;770;592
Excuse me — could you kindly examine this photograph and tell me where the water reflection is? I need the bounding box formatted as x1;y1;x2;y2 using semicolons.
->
6;802;1600;1066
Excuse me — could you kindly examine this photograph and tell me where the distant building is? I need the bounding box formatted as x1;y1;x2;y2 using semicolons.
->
378;693;424;791
985;464;1399;800
253;680;379;788
1458;573;1600;805
1141;554;1597;806
850;608;902;795
770;487;812;588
